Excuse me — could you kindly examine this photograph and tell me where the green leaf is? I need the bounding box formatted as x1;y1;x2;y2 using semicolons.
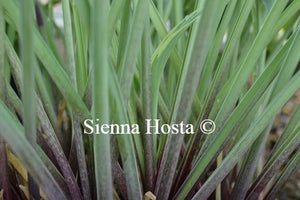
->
0;100;67;200
192;71;300;200
91;0;113;199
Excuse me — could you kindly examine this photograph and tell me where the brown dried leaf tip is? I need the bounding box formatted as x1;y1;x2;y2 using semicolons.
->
144;191;156;200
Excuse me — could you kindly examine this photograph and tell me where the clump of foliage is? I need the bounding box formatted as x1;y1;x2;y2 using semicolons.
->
0;0;299;199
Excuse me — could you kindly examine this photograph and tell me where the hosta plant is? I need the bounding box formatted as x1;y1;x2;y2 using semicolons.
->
0;0;299;199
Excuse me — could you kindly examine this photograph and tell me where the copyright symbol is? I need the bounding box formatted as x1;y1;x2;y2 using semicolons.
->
200;119;215;135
